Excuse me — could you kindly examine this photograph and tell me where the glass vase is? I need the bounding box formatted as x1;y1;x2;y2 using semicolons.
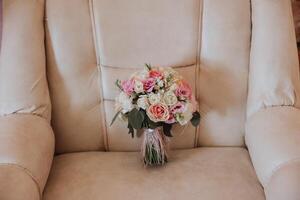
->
141;128;169;166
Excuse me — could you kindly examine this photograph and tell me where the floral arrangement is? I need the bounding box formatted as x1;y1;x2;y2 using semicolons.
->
111;64;200;166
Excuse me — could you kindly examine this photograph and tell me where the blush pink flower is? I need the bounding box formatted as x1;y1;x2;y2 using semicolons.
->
175;81;192;100
170;102;185;114
143;78;156;92
149;69;163;79
121;79;135;95
166;114;176;124
147;103;170;122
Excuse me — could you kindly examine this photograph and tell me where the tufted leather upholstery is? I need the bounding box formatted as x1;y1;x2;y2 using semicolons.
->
1;0;300;199
45;0;253;153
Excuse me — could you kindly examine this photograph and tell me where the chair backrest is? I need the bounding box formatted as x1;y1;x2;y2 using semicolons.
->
1;0;299;154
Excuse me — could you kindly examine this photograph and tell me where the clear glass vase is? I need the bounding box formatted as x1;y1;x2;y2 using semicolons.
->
141;128;168;166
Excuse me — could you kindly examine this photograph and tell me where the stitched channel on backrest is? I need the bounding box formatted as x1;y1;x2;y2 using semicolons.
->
198;0;251;147
91;0;201;151
45;0;105;153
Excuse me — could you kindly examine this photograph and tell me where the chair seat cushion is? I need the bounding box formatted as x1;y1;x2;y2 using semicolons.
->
43;148;265;200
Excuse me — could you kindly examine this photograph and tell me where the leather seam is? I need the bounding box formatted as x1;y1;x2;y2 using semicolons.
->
265;157;300;188
88;0;109;151
0;113;52;128
0;163;42;200
194;0;204;148
100;63;196;70
0;0;2;54
245;0;253;145
0;106;50;121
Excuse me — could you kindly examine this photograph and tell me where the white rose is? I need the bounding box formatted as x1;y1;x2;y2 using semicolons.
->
169;83;178;91
116;92;134;113
176;103;193;125
176;114;186;125
137;95;149;110
134;80;144;93
163;91;178;106
157;80;164;87
148;93;161;104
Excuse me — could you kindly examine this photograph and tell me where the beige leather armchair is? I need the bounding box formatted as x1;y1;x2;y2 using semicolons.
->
0;0;300;200
246;107;300;200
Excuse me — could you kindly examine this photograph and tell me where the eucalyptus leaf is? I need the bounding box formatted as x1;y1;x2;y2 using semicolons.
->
115;79;123;91
191;111;201;127
163;123;173;137
148;120;161;129
128;108;145;129
145;115;162;129
127;122;134;138
145;63;152;71
110;110;122;126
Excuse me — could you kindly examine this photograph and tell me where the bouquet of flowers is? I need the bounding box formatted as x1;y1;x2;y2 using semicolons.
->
111;64;200;166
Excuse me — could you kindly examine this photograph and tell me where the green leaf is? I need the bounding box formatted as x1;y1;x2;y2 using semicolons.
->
144;114;162;129
115;79;123;91
163;123;173;137
191;111;201;127
128;122;134;138
148;120;161;129
145;63;152;71
110;110;122;126
128;108;145;129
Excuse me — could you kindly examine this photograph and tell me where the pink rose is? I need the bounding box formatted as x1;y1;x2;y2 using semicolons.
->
175;81;192;100
121;79;135;95
170;102;185;114
166;114;176;124
143;78;156;92
147;103;170;122
149;69;163;79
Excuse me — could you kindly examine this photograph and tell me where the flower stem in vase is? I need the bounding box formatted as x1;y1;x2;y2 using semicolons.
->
142;128;169;166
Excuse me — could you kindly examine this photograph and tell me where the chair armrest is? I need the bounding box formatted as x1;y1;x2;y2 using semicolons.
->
246;106;300;199
0;114;55;200
247;0;300;117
